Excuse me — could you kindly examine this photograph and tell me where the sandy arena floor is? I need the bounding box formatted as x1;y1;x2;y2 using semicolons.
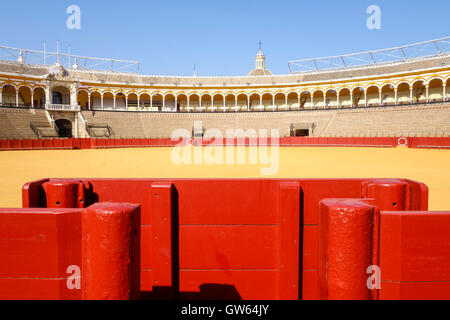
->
0;146;449;210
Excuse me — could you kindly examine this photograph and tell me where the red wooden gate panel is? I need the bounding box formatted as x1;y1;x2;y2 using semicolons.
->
18;177;429;300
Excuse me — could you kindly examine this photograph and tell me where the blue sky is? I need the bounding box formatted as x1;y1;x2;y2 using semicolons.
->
0;0;448;76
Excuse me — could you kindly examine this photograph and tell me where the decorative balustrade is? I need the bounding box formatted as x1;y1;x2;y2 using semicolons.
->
45;104;80;111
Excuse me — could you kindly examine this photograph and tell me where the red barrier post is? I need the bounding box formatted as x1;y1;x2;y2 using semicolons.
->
319;199;379;300
362;179;408;210
82;202;141;300
42;179;86;208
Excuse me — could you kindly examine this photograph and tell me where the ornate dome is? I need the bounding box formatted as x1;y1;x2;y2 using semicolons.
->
248;68;272;76
248;46;272;76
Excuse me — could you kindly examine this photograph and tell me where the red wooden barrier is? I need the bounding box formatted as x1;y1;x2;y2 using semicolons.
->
15;177;438;300
0;140;10;150
380;211;450;299
0;203;141;300
0;177;446;300
0;208;82;299
1;137;450;151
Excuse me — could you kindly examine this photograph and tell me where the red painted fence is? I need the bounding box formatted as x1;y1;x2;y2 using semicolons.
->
1;177;449;300
0;137;449;151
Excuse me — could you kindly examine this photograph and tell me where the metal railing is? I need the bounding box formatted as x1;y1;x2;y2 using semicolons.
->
288;37;450;74
0;45;140;74
46;104;80;111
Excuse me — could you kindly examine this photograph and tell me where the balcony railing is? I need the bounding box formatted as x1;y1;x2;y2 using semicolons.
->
46;104;80;111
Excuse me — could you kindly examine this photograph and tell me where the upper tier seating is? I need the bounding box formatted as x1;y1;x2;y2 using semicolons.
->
81;102;450;138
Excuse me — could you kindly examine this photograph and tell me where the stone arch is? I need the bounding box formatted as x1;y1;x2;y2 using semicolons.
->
152;93;163;111
366;85;380;106
212;93;224;111
274;92;286;109
380;84;395;105
77;89;89;109
396;82;410;104
55;118;73;138
325;89;337;108
127;92;138;110
139;92;151;110
412;80;426;103
18;86;32;107
164;93;176;111
299;91;312;108
249;92;260;110
236;93;248;111
2;84;16;106
190;94;201;111
428;78;444;102
200;94;212;111
261;92;273;110
90;91;102;109
51;86;70;105
286;92;299;109
176;93;188;111
312;90;325;108
225;93;235;111
33;87;46;108
338;88;351;108
103;92;115;110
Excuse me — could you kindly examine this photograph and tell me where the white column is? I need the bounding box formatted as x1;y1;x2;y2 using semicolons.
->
187;96;190;112
410;87;413;103
285;95;288;110
211;96;214;112
126;95;128;110
101;94;104;110
74;116;78;138
88;94;91;110
310;95;314;108
113;96;116;110
350;92;353;107
379;91;382;106
364;91;368;107
259;95;263;110
298;94;301;109
425;85;429;102
70;85;77;107
394;88;398;105
235;96;238;111
163;96;165;111
337;93;340;108
45;85;51;107
247;96;250;111
31;92;34;108
137;96;140;110
0;88;2;105
443;84;447;102
16;91;19;107
272;96;276;111
150;95;153;111
223;97;226;112
323;95;327;109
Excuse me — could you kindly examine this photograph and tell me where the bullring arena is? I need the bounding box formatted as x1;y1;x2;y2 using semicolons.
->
1;38;450;300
